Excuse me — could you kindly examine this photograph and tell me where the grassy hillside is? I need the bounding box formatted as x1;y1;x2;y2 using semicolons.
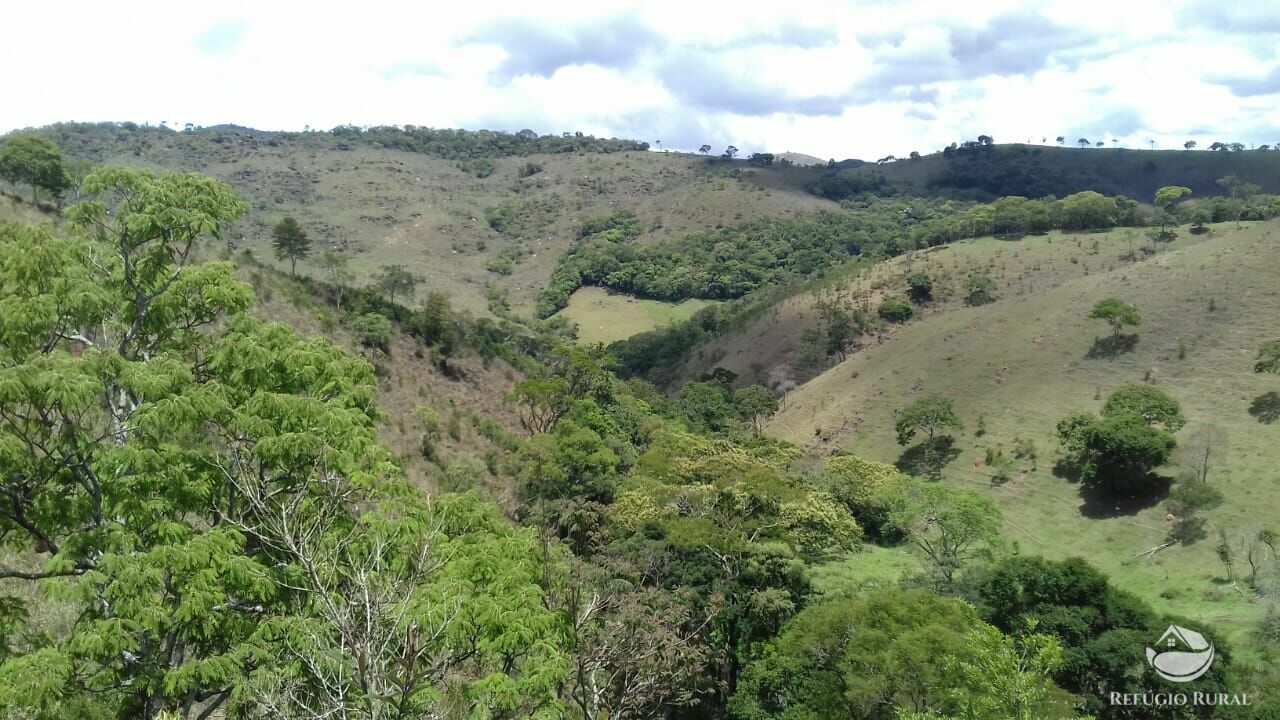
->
30;124;833;314
817;144;1280;201
656;224;1176;389
768;219;1280;647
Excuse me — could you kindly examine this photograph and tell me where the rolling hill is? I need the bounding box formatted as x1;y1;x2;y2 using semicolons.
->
817;143;1280;202
34;123;834;315
766;218;1280;648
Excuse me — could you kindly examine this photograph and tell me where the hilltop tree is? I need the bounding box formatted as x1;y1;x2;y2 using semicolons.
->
1089;298;1140;338
1056;136;1065;145
1184;140;1197;150
1095;141;1104;148
0;134;70;204
1077;137;1089;148
374;263;417;303
723;145;739;160
271;216;310;276
698;144;711;155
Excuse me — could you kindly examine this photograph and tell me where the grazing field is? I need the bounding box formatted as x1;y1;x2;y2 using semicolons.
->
557;286;716;345
769;219;1280;651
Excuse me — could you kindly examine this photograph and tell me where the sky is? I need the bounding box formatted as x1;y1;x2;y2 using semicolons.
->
2;0;1278;160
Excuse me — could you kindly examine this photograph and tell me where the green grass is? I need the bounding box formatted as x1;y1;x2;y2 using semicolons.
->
557;286;715;344
770;220;1280;652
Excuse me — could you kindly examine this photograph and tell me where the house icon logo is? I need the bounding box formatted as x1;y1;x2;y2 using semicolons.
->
1146;625;1215;682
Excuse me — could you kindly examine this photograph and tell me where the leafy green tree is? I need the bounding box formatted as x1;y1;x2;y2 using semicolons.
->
734;384;778;436
352;311;392;352
374;263;417;304
1059;190;1115;229
965;274;997;305
972;555;1241;719
676;380;739;433
896;395;962;447
878;297;915;323
885;480;1003;584
0;134;70;204
0;168;570;719
731;589;980;719
699;144;712;155
1088;297;1140;338
906;272;934;301
1101;384;1185;430
517;419;619;504
1056;411;1176;491
940;623;1067;720
1154;185;1191;233
270;216;310;276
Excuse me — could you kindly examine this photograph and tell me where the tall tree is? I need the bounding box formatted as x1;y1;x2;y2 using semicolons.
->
316;248;352;310
0;167;569;719
270;217;310;276
0;134;70;204
734;384;779;436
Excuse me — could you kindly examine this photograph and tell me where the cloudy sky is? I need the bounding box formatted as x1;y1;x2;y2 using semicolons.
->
3;0;1278;160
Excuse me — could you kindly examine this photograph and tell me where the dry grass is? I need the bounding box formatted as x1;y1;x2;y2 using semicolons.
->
59;136;836;315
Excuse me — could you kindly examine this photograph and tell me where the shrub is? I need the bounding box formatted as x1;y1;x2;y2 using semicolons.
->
353;312;392;352
878;297;915;323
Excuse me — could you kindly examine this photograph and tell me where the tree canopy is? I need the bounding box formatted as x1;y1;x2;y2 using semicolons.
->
0;134;70;204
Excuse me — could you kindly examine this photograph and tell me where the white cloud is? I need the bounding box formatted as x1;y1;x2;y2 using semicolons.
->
2;0;1277;158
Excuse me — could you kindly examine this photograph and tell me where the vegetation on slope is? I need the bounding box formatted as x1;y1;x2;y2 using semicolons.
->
815;141;1280;202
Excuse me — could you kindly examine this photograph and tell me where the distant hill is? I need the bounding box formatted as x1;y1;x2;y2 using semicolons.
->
775;151;827;167
27;123;833;314
815;144;1280;202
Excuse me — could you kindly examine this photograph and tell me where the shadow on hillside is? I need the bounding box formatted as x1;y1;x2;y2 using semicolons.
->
1250;392;1280;424
1076;475;1172;519
1086;334;1139;359
897;437;960;479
